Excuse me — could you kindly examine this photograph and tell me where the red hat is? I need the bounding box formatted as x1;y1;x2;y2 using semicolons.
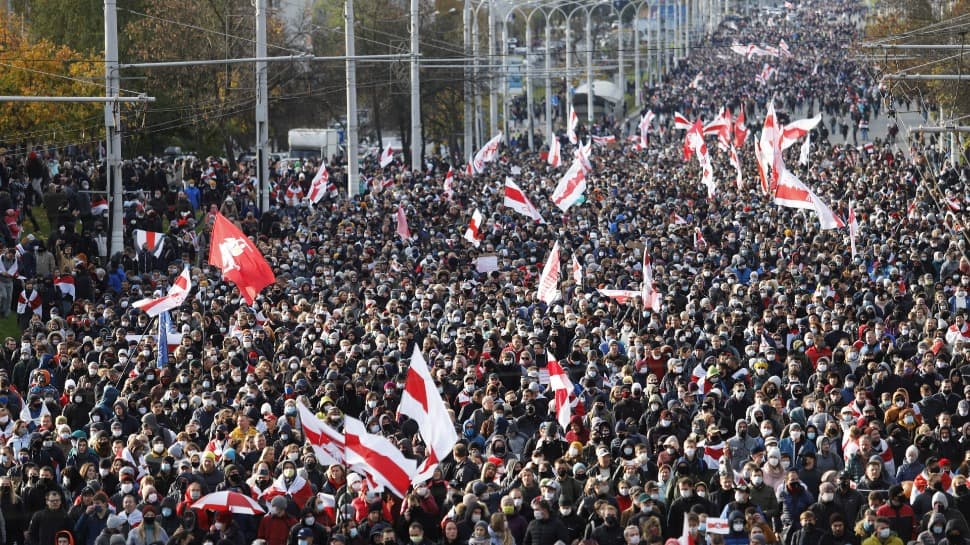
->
939;458;951;467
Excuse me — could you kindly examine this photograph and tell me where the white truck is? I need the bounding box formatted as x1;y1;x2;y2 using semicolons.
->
287;128;341;162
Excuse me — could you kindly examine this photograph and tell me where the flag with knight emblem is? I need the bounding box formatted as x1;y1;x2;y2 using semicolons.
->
208;213;276;305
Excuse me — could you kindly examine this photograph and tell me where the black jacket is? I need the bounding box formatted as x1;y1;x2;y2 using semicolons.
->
522;517;570;545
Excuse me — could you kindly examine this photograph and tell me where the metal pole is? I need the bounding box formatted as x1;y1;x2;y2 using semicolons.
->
566;15;572;111
346;0;360;197
488;0;498;137
618;10;625;109
545;14;553;141
526;16;534;150
104;0;124;257
634;4;642;108
464;0;473;159
255;0;270;211
658;0;666;77
473;11;482;150
502;16;510;143
586;9;593;124
410;0;422;171
885;74;970;80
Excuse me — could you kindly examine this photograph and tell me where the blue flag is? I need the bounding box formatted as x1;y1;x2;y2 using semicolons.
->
157;311;171;369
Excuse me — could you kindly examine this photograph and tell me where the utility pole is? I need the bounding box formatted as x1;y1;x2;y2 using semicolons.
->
345;0;360;197
255;0;270;211
586;11;593;123
488;0;497;137
410;0;422;171
463;0;473;159
544;17;552;143
104;0;124;256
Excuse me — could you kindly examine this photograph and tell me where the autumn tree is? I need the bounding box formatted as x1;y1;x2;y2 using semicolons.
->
0;10;103;150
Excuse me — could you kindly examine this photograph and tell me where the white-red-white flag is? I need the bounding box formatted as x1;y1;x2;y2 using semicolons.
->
465;157;473;177
734;109;749;148
400;348;459;483
550;160;587;212
134;229;165;258
567;106;579;144
547;135;562;168
547;354;574;430
574;140;593;173
638;111;656;148
673;111;691;130
473;133;503;173
503;178;545;223
781;114;822;150
395;205;411;240
848;200;859;259
669;212;687;225
379;144;395;168
591;135;616;146
307;165;331;204
342;416;417;498
571;254;583;286
773;170;844;230
133;266;192;317
537;241;561;305
54;274;75;300
642;250;660;310
597;289;642;304
443;167;455;201
297;401;345;466
463;209;485;247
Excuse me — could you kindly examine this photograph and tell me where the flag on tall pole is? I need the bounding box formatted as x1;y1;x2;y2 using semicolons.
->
379;144;395;168
208;213;276;305
537;241;561;305
307;165;331;203
550;160;587;212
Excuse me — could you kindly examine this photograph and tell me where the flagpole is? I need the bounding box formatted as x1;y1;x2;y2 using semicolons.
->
113;314;159;390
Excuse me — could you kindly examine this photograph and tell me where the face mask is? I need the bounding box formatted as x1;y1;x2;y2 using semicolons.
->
768;457;779;467
304;516;314;526
735;492;747;503
121;483;133;493
752;476;763;486
821;493;834;502
684;448;696;457
543;492;556;501
502;505;515;515
284;469;296;479
148;493;158;503
733;523;745;532
213;522;223;531
791;431;802;440
660;419;671;427
153;444;164;454
878;529;891;539
533;510;545;520
680;489;692;498
781;460;791;470
933;526;944;535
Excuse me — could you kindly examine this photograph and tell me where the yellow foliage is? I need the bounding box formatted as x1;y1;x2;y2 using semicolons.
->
0;11;103;147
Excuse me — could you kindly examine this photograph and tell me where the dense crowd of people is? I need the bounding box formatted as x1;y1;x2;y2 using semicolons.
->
0;0;968;545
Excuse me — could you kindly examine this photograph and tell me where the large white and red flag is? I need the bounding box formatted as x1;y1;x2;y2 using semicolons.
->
567;106;579;144
463;209;485;247
550;160;587;212
395;205;411;240
547;354;575;431
54;274;75;300
133;266;192;317
591;135;616;146
134;229;165;258
571;254;583;286
400;348;459;483
503;178;545;223
379;144;395;168
574;140;593;172
547;135;562;167
208;213;276;305
773;170;844;230
781;114;822;150
848;200;859;259
307;165;332;204
297;400;345;466
342;416;417;498
537;241;561;305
